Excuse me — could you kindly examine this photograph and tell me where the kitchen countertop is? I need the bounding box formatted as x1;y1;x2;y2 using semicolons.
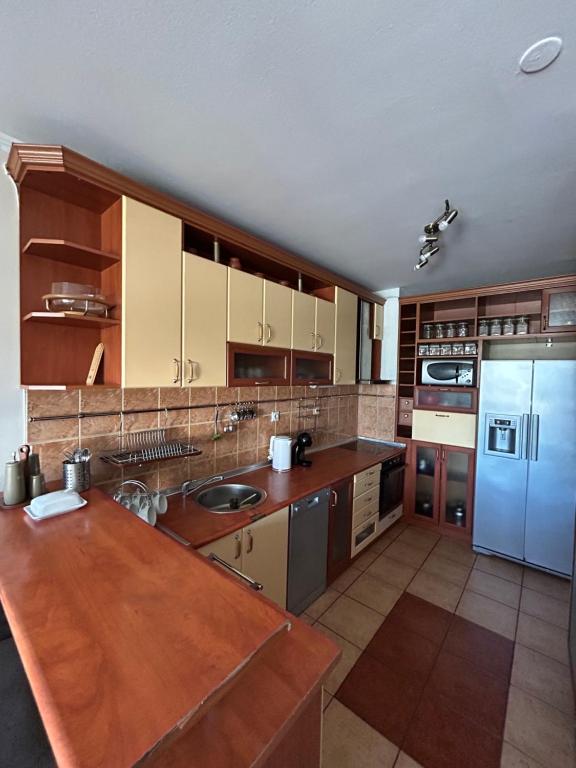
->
162;443;405;549
0;488;339;768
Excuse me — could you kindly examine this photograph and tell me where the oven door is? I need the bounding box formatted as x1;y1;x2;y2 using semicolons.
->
379;464;405;519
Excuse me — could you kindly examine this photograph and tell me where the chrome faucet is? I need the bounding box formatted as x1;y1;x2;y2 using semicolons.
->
181;475;224;498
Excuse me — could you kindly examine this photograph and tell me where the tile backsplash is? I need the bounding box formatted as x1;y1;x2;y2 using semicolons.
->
26;383;396;492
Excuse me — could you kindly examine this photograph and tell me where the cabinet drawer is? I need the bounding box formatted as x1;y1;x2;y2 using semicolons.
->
351;513;379;557
354;469;381;498
398;411;413;427
412;409;476;449
353;486;380;514
353;497;379;526
399;397;413;412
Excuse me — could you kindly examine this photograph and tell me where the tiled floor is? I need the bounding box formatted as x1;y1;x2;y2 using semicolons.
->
304;521;575;768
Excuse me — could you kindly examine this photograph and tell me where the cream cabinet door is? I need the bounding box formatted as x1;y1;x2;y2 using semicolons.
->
243;507;289;608
122;197;182;387
334;288;358;384
198;529;243;565
291;291;316;351
412;410;477;448
227;269;264;345
315;298;336;355
182;253;227;386
372;303;384;340
263;280;292;349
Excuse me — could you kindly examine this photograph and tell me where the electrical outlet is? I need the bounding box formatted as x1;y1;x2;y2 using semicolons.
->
270;411;280;422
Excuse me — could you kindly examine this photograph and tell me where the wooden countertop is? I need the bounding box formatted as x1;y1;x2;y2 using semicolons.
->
162;443;405;549
0;489;312;768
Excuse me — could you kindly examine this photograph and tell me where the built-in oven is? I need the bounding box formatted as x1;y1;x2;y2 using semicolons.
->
377;453;405;533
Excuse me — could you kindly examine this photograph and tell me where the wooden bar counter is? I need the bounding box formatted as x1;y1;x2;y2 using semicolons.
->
0;489;339;768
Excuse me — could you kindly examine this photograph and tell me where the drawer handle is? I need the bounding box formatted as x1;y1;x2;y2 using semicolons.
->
435;414;450;418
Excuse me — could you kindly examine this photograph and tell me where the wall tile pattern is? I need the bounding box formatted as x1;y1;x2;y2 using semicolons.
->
26;384;397;492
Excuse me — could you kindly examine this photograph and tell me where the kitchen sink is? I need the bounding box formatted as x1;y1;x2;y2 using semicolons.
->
193;484;267;514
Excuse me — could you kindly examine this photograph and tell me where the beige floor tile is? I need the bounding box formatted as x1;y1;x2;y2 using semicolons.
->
456;590;517;640
396;526;440;552
500;741;545;768
353;547;381;571
520;588;569;630
323;688;333;710
505;685;576;768
305;588;339;619
406;571;463;612
475;553;524;585
433;536;476;567
523;568;571;603
345;572;402;616
467;569;521;609
320;594;384;649
396;752;425;768
314;624;362;694
511;645;574;715
322;699;399;768
330;566;363;593
299;613;315;625
369;533;393;554
367;554;417;590
420;551;471;588
383;540;430;569
516;612;570;666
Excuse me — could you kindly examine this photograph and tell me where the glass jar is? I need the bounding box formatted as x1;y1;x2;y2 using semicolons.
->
418;344;429;356
445;322;456;338
429;343;440;356
422;323;434;339
457;321;469;337
451;342;464;355
478;319;489;336
434;323;446;339
503;317;515;336
440;343;452;356
464;342;478;355
516;316;529;335
489;318;502;336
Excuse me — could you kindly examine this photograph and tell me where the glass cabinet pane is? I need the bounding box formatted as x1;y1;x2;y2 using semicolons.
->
415;387;476;412
546;289;576;330
414;445;437;519
443;450;470;528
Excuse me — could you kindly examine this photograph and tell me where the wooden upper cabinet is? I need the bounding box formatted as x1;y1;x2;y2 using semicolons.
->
542;286;576;333
227;269;264;345
263;280;292;348
182;253;227;387
334;288;358;384
292;291;317;351
315;298;335;355
372;303;384;340
122;197;182;387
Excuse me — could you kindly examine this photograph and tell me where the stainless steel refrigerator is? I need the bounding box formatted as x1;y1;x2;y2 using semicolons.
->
473;360;576;576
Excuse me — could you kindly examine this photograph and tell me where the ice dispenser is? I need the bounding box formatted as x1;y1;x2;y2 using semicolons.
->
485;415;521;459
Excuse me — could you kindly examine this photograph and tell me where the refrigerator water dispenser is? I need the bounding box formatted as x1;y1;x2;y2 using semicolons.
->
485;415;521;459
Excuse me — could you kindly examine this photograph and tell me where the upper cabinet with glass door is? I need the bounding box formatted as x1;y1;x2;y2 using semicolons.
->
542;286;576;333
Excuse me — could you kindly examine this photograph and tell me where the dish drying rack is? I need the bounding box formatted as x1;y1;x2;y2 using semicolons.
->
100;428;202;467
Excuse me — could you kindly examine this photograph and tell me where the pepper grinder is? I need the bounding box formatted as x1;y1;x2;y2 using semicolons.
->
3;453;27;506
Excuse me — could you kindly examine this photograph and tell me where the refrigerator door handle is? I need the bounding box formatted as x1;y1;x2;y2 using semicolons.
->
521;414;530;460
530;414;540;462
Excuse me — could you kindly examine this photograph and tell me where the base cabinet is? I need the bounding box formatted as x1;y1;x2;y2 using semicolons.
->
327;480;353;584
406;440;474;537
199;508;289;608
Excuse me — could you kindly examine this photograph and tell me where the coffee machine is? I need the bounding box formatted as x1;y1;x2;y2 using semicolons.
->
292;432;313;467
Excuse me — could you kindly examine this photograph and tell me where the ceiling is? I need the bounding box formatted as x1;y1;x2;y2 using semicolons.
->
2;1;576;294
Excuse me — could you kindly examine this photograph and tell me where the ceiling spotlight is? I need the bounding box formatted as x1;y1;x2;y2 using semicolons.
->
414;257;428;271
414;200;458;273
438;208;458;231
418;234;439;245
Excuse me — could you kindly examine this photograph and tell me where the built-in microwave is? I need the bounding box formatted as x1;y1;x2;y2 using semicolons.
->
421;359;476;387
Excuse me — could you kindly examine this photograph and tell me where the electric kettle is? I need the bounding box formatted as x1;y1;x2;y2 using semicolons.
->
268;435;293;473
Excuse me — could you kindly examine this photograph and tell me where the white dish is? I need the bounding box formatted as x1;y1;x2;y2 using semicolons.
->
25;491;87;521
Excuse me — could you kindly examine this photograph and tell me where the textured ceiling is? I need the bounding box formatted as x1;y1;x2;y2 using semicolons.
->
2;0;575;293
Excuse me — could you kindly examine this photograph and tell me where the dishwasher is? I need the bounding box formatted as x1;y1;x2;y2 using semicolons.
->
286;488;330;616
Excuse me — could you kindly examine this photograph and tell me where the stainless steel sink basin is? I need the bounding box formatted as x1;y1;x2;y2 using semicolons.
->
193;483;267;514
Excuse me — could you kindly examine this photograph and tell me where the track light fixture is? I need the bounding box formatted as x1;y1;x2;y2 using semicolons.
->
414;199;458;271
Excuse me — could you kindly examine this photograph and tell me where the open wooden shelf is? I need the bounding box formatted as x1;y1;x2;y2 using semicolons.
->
417;336;478;344
23;312;121;329
23;238;120;270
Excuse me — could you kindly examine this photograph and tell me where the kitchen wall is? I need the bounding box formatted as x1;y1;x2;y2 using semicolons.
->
27;383;396;491
0;137;26;490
